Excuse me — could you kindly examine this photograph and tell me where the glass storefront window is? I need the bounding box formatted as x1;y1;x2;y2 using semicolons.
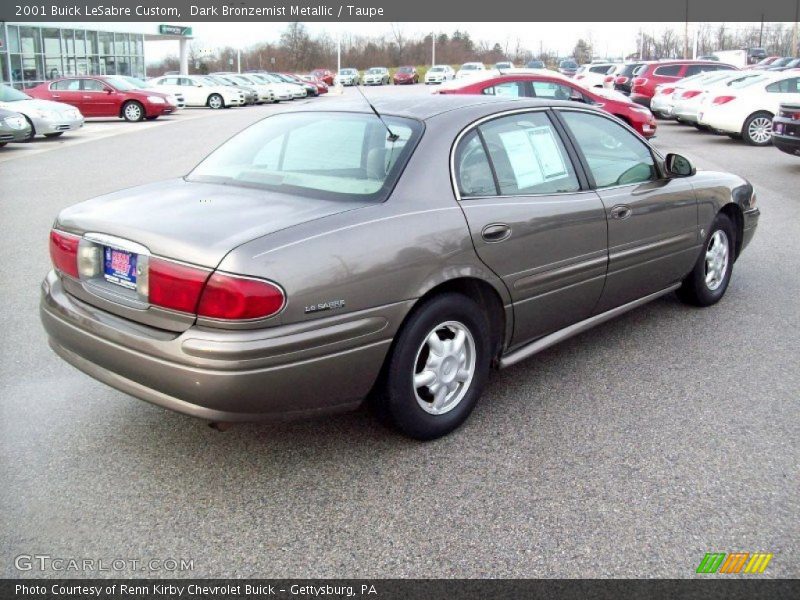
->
43;28;61;55
7;26;21;53
21;55;45;85
10;54;23;83
135;36;144;56
1;53;8;84
87;31;99;54
114;33;127;55
98;32;112;55
62;30;76;55
89;56;100;75
45;56;63;80
19;27;42;54
74;30;86;55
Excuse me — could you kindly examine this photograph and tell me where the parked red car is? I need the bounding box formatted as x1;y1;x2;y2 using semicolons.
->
311;69;334;86
437;72;657;137
300;74;329;94
393;66;419;85
28;76;174;121
630;60;736;107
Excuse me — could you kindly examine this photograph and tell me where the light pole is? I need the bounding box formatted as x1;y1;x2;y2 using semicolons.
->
684;0;690;59
793;0;799;57
432;32;436;67
335;32;343;95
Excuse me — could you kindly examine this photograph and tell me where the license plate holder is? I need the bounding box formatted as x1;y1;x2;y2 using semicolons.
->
103;247;137;290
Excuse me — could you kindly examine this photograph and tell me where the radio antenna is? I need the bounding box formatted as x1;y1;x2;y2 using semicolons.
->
353;83;399;142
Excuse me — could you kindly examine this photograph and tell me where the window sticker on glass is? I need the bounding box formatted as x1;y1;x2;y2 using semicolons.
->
527;126;568;179
498;129;545;189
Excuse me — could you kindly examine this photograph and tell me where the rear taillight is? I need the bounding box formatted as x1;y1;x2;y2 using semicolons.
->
603;75;614;83
632;77;648;87
148;258;209;314
712;95;736;106
615;76;629;84
660;87;675;95
49;230;80;278
780;109;800;120
682;90;701;99
197;273;285;320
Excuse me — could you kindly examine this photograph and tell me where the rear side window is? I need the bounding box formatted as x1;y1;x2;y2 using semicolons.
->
766;78;800;93
51;79;80;91
478;112;580;195
454;130;497;197
481;81;525;97
82;79;105;91
654;65;682;77
560;111;656;189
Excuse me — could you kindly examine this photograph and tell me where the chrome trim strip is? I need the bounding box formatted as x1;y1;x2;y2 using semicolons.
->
499;283;680;369
83;233;150;256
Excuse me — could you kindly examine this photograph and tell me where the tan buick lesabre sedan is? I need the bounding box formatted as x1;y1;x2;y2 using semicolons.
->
41;96;760;439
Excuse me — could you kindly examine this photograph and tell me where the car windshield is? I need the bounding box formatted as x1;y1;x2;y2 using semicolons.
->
429;67;444;72
561;61;578;68
104;77;138;91
188;112;423;202
0;85;32;101
340;69;355;75
398;67;413;73
462;64;479;70
368;68;383;74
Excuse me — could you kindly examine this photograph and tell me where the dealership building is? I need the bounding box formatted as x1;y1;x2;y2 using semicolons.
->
0;22;193;89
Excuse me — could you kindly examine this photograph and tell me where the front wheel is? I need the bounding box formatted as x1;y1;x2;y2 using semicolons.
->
207;94;224;109
742;111;773;146
122;101;144;122
376;293;491;440
677;213;735;307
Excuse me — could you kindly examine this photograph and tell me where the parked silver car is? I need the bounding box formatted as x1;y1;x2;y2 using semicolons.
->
41;96;759;439
0;84;84;138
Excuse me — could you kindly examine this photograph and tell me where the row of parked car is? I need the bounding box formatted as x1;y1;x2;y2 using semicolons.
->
0;71;330;148
649;68;800;153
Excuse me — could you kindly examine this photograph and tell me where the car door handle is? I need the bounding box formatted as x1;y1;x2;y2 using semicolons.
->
610;205;633;220
51;94;60;98
481;223;511;242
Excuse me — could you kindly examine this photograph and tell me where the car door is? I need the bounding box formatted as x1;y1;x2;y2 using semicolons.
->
48;79;82;110
180;77;206;105
453;109;608;345
81;78;115;117
556;109;699;313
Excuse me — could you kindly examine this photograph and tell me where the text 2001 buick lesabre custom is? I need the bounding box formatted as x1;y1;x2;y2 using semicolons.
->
41;96;759;440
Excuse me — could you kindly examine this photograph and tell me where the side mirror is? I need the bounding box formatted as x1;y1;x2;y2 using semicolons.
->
569;94;586;103
104;87;113;94
665;153;696;177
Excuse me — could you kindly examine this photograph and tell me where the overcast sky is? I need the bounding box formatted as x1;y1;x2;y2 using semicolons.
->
144;21;771;62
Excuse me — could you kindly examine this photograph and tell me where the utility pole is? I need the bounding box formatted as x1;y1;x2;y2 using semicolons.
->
237;48;241;73
794;0;799;57
684;0;690;59
432;33;436;66
759;13;764;48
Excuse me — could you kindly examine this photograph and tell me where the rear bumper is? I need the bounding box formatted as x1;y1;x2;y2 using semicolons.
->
772;132;800;156
630;93;652;108
32;115;84;135
40;271;400;422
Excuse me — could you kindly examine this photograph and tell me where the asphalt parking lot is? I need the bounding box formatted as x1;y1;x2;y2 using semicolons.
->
1;84;798;578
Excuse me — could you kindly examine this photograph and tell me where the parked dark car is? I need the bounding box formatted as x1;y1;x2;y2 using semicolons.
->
768;58;800;71
27;76;175;121
612;61;649;95
41;96;759;440
526;60;546;69
558;59;579;77
772;103;800;156
0;107;32;146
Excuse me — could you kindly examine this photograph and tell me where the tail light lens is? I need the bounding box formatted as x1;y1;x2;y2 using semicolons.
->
604;75;614;83
712;95;736;106
198;273;285;320
660;87;675;95
615;76;629;84
148;258;209;314
682;90;701;99
632;77;648;87
49;230;80;278
780;108;800;120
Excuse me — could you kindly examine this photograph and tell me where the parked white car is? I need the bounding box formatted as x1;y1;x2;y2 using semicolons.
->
574;63;617;88
112;76;185;108
0;84;84;137
336;68;361;86
697;72;800;145
146;75;245;109
223;74;277;103
244;73;296;101
456;62;487;79
651;71;742;118
363;67;389;85
672;72;764;125
425;65;455;84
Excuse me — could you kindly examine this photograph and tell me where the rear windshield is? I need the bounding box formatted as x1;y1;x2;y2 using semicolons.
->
188;112;423;202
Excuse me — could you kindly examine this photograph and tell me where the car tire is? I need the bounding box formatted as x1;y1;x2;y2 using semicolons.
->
43;132;64;138
207;94;224;109
376;292;492;440
145;116;158;121
0;142;7;147
677;212;736;307
122;101;144;122
727;133;742;140
741;111;774;146
694;124;709;131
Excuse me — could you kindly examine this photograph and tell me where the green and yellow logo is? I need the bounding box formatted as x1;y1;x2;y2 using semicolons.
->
696;552;773;574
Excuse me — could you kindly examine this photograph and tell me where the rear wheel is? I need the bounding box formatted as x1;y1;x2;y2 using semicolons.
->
43;132;63;138
122;101;144;122
376;293;491;440
677;212;735;307
207;94;224;109
742;111;773;146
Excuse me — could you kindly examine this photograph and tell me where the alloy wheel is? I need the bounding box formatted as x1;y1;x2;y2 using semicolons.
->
413;321;476;415
705;230;730;291
747;117;772;144
124;103;142;121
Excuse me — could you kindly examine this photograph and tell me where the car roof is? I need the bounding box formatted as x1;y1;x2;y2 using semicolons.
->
280;94;582;120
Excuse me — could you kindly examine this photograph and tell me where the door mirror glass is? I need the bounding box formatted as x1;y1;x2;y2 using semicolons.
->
665;153;695;177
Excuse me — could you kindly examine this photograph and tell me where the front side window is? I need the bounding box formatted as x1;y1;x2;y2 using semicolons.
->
531;81;577;101
478;112;580;196
188;112;422;202
82;79;106;91
51;79;80;91
560;111;657;188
